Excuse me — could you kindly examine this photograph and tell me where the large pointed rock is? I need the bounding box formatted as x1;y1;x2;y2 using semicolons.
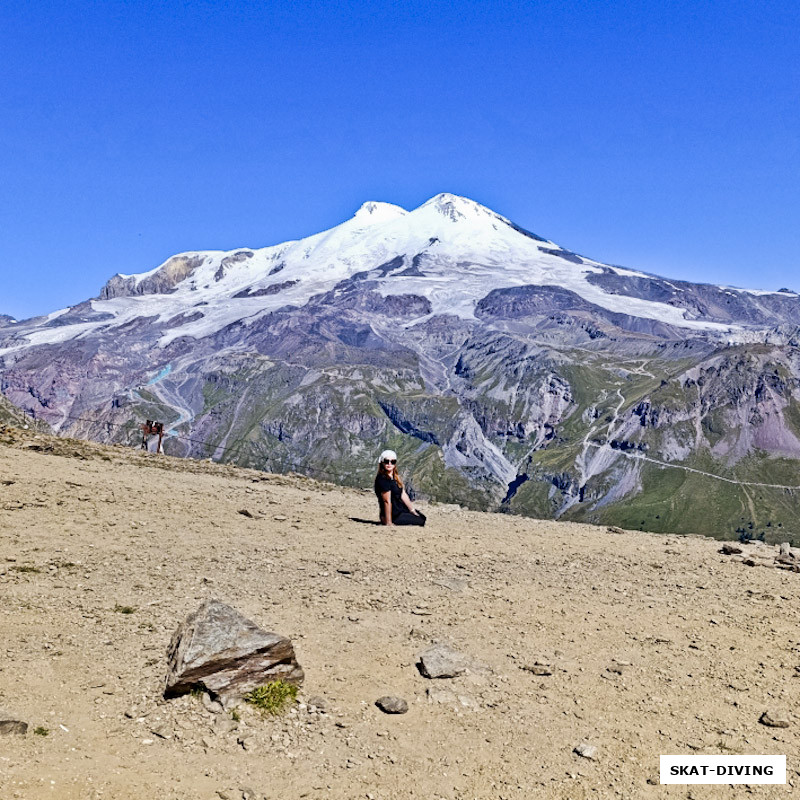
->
164;600;304;709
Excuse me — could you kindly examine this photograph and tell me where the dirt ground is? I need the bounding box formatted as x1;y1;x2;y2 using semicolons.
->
1;428;798;800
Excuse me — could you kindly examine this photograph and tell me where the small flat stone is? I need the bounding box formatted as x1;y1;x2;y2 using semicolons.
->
201;692;224;714
431;576;468;592
721;543;743;555
574;742;598;760
0;720;28;736
307;695;327;713
760;709;790;728
606;526;624;534
521;664;552;676
419;643;469;678
213;716;237;735
375;696;408;714
426;687;457;704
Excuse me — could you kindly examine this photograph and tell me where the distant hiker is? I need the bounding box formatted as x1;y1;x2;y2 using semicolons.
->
374;450;426;526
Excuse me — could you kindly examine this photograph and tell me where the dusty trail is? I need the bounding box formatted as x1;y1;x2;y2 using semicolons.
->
586;442;800;491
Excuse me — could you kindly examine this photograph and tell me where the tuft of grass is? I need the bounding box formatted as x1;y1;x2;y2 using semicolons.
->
113;604;136;614
244;680;298;716
11;565;40;574
34;726;49;736
231;709;241;722
190;686;205;699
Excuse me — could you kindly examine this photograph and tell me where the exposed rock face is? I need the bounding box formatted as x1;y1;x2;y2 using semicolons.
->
164;600;304;709
233;280;299;299
215;250;254;282
476;284;596;319
586;269;800;326
100;255;205;299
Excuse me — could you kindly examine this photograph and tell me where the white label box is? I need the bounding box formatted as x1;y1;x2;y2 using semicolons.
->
660;755;786;784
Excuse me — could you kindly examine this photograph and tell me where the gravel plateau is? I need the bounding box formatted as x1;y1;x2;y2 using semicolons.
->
1;427;798;799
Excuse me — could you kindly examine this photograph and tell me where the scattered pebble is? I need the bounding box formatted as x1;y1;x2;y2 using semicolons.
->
760;709;790;728
0;720;28;736
521;663;552;676
419;643;469;678
201;693;224;714
574;742;598;760
307;696;327;713
375;696;409;714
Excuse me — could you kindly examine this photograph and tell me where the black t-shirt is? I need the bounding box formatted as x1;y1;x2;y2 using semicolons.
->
375;474;406;521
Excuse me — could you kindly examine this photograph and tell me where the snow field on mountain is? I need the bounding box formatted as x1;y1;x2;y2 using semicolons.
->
0;193;763;357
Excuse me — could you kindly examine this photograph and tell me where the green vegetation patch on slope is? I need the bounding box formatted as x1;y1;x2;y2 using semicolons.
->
567;453;800;542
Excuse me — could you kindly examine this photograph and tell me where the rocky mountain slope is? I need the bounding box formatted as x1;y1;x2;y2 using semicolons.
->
1;194;799;537
0;393;49;432
1;429;798;799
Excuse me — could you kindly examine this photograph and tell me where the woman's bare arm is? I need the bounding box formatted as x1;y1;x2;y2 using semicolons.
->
380;491;393;525
400;489;417;515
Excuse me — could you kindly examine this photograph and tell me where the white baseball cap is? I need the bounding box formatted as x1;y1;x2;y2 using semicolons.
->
379;449;397;463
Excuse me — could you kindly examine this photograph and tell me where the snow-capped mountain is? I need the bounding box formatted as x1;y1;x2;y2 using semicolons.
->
2;193;800;538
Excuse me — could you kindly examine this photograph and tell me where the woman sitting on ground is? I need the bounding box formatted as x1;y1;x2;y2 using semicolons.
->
374;450;426;526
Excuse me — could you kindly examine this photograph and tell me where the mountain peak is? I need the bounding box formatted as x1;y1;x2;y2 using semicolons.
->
418;193;495;221
352;201;407;223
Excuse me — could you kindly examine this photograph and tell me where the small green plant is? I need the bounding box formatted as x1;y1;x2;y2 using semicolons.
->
190;686;205;699
11;565;40;574
34;726;49;736
244;680;298;716
113;604;136;614
231;709;241;722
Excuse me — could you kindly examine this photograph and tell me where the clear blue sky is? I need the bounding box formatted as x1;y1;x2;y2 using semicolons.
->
1;0;798;319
